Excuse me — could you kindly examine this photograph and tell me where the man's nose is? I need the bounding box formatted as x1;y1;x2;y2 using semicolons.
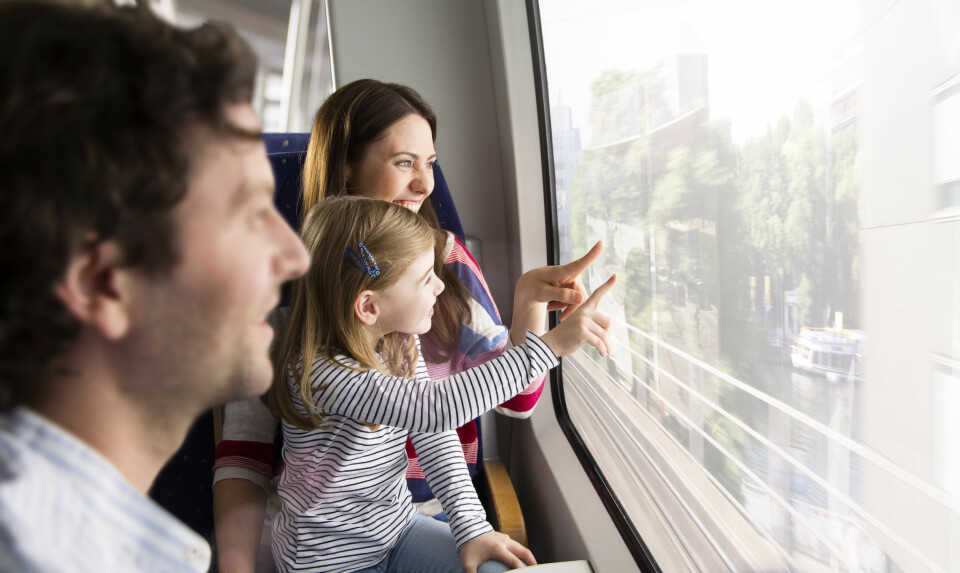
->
277;221;310;281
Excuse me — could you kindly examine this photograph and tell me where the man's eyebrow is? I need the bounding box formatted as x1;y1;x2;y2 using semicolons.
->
229;181;273;212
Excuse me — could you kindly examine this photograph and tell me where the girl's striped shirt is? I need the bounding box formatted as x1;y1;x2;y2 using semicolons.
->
272;333;557;572
214;233;546;508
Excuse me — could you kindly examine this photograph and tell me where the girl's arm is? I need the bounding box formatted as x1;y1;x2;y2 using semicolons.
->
408;430;492;547
314;333;558;433
313;274;614;433
411;430;536;571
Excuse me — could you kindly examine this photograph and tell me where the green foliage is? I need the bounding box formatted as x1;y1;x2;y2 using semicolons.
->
704;409;748;504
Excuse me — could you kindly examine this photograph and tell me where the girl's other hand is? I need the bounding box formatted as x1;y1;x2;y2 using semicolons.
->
514;241;602;321
540;274;616;358
460;531;536;573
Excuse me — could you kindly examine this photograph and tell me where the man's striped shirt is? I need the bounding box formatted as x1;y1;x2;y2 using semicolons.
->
0;408;211;573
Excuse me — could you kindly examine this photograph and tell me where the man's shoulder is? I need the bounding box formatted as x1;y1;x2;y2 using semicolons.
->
0;410;212;572
0;413;104;571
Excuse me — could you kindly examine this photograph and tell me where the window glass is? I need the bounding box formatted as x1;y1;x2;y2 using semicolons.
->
170;0;333;132
540;1;960;571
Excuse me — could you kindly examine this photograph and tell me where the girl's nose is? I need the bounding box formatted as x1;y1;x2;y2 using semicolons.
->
433;277;445;296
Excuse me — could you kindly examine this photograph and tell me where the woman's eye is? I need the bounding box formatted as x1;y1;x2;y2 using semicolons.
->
395;160;412;168
425;161;435;170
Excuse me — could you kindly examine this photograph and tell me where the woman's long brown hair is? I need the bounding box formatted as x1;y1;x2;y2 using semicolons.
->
300;79;470;364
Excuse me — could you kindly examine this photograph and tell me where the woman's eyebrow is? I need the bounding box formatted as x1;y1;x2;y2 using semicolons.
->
389;151;438;161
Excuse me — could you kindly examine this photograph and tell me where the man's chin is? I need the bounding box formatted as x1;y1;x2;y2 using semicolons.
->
227;360;274;402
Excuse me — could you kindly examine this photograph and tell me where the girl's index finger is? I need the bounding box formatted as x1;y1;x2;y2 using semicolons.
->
565;240;603;275
583;273;617;309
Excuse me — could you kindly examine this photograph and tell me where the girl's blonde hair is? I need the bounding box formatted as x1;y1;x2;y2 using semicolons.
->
301;79;470;364
265;196;435;431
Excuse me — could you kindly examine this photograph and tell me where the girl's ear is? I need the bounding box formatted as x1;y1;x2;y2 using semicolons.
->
354;290;380;326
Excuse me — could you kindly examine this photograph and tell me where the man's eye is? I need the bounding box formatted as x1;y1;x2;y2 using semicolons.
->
251;207;271;225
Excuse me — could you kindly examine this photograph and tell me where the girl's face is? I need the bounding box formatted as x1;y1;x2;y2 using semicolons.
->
377;247;445;335
346;114;437;214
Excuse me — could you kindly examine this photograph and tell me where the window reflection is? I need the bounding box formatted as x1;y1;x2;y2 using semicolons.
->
542;0;960;571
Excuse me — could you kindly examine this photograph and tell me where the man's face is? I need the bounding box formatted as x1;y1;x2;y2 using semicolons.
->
120;104;309;408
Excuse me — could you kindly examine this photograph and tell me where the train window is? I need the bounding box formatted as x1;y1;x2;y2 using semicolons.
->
534;1;960;571
165;0;333;132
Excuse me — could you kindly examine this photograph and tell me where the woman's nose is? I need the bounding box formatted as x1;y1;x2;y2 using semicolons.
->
434;277;445;296
411;167;433;195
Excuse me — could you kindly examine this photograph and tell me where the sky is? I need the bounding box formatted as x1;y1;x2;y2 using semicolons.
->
539;0;862;146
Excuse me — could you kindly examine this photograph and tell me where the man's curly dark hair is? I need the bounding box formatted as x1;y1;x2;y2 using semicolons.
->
0;1;260;409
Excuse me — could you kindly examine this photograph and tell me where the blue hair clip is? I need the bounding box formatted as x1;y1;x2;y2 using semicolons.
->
345;242;380;278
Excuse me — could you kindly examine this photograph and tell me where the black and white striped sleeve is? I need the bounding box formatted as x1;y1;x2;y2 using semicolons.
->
314;332;558;433
408;430;493;549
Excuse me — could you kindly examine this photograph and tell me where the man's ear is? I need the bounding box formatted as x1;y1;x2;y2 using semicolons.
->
353;290;380;326
53;239;131;341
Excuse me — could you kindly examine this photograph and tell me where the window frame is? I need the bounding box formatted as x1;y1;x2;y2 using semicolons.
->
524;1;661;570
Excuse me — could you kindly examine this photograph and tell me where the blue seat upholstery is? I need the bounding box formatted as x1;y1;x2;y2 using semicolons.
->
263;132;310;155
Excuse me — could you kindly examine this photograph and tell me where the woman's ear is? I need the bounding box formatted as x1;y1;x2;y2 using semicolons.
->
54;239;131;341
353;290;380;326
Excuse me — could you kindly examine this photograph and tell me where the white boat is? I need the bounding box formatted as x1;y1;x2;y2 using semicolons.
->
790;327;865;381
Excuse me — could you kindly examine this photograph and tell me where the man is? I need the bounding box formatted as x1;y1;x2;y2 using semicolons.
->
0;2;309;571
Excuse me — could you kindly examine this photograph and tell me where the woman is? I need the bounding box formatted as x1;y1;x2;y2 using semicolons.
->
212;79;600;572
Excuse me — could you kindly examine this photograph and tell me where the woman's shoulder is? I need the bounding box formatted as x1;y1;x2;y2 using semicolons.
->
442;232;484;275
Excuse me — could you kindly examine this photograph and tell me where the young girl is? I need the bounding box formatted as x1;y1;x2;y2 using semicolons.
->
266;196;614;573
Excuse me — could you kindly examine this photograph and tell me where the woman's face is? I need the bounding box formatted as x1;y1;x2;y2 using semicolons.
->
346;114;437;214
